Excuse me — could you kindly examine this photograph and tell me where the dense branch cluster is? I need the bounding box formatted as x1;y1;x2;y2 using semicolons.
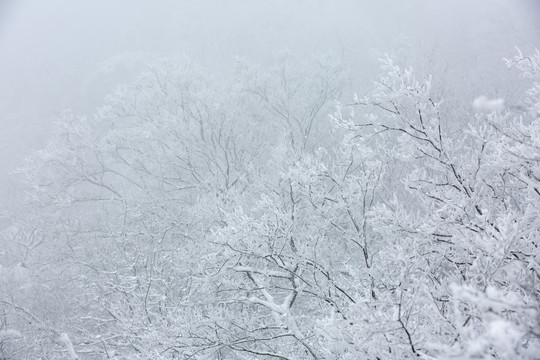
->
1;50;538;359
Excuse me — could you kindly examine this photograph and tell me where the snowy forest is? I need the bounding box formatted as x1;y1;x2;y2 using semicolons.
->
0;1;539;359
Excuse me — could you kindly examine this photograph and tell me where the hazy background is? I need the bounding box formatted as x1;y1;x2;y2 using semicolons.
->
0;0;538;216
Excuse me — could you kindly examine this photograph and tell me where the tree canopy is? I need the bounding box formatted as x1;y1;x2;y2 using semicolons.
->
1;49;539;359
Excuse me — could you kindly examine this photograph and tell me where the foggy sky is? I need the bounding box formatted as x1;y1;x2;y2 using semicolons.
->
0;0;538;215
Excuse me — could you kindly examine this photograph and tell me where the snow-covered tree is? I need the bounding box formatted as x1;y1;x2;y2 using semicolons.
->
3;48;538;360
3;54;345;359
325;49;540;359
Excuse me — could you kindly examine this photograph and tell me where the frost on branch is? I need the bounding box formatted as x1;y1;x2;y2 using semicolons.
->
505;47;540;116
6;48;540;359
325;50;540;359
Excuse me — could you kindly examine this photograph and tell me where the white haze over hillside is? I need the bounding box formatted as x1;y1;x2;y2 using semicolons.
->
0;0;538;214
0;3;539;358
